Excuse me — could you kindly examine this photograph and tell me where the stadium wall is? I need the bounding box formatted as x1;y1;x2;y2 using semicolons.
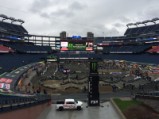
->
0;101;51;119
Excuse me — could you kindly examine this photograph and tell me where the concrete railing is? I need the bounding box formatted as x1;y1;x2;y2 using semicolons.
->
0;94;51;113
110;98;127;119
0;101;51;119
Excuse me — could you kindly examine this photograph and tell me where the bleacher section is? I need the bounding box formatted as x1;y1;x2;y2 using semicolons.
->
0;54;48;74
0;93;51;113
147;46;159;53
0;45;13;53
0;21;28;37
0;41;52;54
124;24;159;36
135;91;159;100
57;52;100;60
0;61;51;113
6;43;52;53
103;45;151;54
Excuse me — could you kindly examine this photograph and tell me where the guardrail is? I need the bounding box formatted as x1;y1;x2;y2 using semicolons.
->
0;93;51;113
135;91;159;100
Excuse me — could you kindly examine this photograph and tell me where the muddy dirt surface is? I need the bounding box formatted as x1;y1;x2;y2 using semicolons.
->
124;104;159;119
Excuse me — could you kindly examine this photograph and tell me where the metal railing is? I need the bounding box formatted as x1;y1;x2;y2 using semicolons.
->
0;93;51;113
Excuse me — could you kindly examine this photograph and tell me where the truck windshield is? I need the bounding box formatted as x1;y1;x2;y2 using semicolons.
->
66;102;75;104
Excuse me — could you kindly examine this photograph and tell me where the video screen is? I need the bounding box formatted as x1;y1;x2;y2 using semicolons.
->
86;42;93;51
61;42;68;51
60;41;93;51
68;42;86;50
0;83;10;90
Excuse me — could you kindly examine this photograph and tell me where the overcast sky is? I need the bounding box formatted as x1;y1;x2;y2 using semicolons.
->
0;0;159;37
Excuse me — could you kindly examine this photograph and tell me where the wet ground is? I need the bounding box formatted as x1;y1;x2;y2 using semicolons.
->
38;102;122;119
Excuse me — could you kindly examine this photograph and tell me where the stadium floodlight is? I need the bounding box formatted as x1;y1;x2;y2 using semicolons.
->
151;20;156;24
0;14;8;18
17;19;25;24
142;21;147;26
0;14;8;21
126;23;134;27
151;18;159;24
142;20;151;25
135;22;144;27
136;22;142;25
10;17;16;20
144;20;151;23
152;17;159;21
134;23;139;27
10;17;17;23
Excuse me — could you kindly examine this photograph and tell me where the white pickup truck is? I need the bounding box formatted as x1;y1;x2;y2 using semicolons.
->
56;99;83;111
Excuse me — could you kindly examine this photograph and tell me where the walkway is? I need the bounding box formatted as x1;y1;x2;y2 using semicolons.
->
38;102;122;119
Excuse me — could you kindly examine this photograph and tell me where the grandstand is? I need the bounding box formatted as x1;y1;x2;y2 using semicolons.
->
4;42;52;54
0;45;13;53
103;44;152;54
0;15;52;115
147;46;159;54
95;18;159;56
0;15;54;74
1;13;159;117
125;18;159;37
0;14;27;40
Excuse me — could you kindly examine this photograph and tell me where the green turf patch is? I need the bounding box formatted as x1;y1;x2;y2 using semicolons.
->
113;98;142;112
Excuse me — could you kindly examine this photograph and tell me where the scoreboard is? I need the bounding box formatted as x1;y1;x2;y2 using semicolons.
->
60;41;93;51
68;42;86;50
60;36;93;51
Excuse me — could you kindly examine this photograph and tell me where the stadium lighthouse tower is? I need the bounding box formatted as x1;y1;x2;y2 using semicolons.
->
59;31;94;54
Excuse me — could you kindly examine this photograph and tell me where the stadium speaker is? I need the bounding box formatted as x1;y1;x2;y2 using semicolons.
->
60;31;67;40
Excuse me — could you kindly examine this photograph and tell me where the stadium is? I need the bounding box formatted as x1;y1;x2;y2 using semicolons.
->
1;13;159;119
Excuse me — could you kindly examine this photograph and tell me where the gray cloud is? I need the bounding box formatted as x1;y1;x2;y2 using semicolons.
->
29;0;52;13
113;23;125;28
70;1;86;11
50;9;74;18
30;0;86;20
1;0;159;36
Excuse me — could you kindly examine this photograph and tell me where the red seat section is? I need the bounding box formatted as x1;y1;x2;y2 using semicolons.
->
147;46;159;53
0;45;14;53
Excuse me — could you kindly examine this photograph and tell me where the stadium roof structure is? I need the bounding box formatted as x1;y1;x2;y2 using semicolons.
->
127;18;159;28
151;17;159;24
10;17;16;23
142;21;148;25
126;22;144;27
17;19;25;24
142;19;156;25
126;23;134;27
0;14;24;24
134;22;143;27
136;22;142;25
0;14;8;21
